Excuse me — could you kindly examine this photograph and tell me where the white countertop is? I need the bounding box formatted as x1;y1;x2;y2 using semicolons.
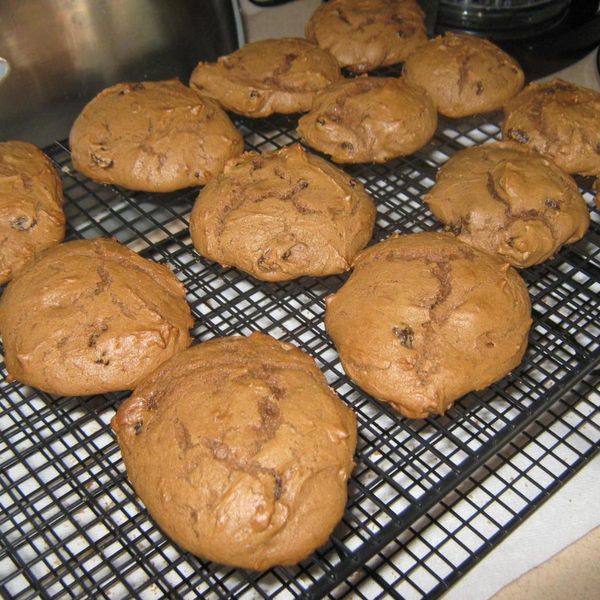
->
238;1;600;597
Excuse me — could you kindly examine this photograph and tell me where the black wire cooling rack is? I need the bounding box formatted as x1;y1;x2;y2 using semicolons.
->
1;108;599;599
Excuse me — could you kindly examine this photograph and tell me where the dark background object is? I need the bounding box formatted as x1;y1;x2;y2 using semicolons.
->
0;0;242;146
437;0;573;38
435;0;600;80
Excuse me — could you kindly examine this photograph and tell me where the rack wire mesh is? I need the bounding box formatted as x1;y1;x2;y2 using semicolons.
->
1;107;599;599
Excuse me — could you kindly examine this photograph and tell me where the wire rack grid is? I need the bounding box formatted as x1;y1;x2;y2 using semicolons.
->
1;107;599;600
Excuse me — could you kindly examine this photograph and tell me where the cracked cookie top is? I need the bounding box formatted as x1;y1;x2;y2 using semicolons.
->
425;141;589;268
111;332;357;570
0;238;193;395
402;33;525;118
305;0;427;73
189;144;376;281
297;76;437;164
69;79;244;191
0;141;65;285
325;232;532;418
502;78;600;177
190;37;342;118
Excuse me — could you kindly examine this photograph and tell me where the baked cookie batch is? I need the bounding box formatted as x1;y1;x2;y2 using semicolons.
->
70;80;244;191
0;238;193;396
189;37;343;117
305;0;427;73
325;233;532;418
112;333;357;570
503;78;600;176
425;141;589;268
297;76;437;163
189;144;376;281
0;141;65;284
1;0;597;573
403;32;525;118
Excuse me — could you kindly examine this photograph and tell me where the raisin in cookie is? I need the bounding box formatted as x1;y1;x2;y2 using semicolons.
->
502;79;600;177
325;232;532;419
190;38;342;118
111;332;357;570
403;33;524;118
0;238;193;396
297;76;437;164
0;141;65;285
69;80;244;191
425;141;589;267
189;144;376;281
305;0;427;73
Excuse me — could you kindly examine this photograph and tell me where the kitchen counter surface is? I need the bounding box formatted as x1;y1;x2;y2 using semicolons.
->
239;1;600;598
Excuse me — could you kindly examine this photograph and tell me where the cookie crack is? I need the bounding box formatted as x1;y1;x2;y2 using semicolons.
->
486;171;557;240
457;50;474;95
95;247;184;302
202;438;284;500
529;95;547;132
261;52;299;88
94;264;111;295
109;292;137;319
175;418;197;452
413;259;453;387
428;260;453;323
243;178;314;213
334;7;351;26
256;393;283;441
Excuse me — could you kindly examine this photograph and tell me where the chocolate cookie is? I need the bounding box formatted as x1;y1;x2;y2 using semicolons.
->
189;144;376;281
425;141;589;268
69;80;244;191
111;333;357;570
297;76;437;163
305;0;427;73
325;232;532;419
402;33;525;118
0;141;65;285
0;238;193;396
190;38;342;118
502;79;600;177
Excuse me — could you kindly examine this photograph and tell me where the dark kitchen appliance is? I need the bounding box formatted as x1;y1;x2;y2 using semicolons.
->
0;0;243;146
436;0;600;79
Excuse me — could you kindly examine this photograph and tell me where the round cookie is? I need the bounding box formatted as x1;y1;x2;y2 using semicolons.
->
189;144;376;281
189;38;342;118
325;232;532;419
111;332;357;570
297;76;437;164
502;79;600;177
425;141;589;268
69;80;244;192
402;33;524;118
0;141;65;285
0;238;193;396
305;0;427;73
